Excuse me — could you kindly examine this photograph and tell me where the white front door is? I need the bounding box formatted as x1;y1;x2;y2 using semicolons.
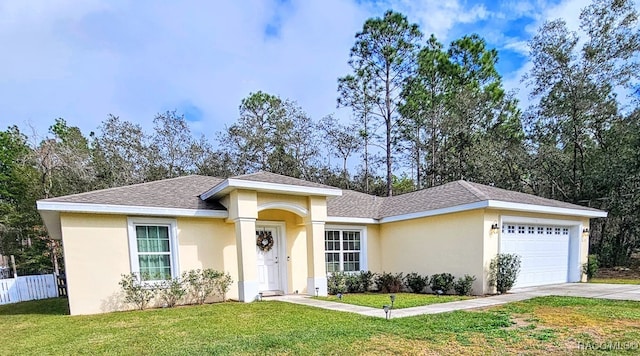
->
256;227;281;292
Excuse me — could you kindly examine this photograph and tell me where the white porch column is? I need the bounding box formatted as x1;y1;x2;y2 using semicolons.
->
228;190;258;302
306;220;327;296
234;217;258;302
305;196;328;296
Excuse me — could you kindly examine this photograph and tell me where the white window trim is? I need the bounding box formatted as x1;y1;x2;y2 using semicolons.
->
127;217;180;283
324;225;368;273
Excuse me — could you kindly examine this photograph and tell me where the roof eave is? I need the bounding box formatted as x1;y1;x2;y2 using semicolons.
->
200;178;343;200
486;200;608;218
36;201;228;219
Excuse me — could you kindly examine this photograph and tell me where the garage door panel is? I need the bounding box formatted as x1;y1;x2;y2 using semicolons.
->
501;223;572;288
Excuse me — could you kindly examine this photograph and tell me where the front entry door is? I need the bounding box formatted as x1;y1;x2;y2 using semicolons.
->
256;226;280;292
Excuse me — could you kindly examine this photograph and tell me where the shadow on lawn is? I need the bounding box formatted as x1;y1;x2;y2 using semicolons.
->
0;297;70;315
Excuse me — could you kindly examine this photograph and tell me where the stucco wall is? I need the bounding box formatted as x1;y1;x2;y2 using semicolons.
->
176;217;238;299
60;213;238;315
379;210;485;294
60;213;130;315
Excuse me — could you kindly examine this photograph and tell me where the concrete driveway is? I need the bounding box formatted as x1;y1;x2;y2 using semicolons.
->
272;283;640;319
512;282;640;301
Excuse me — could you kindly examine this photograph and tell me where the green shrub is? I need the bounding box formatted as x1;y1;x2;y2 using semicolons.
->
358;271;376;292
328;272;347;294
183;269;223;304
404;272;428;293
375;272;404;293
119;273;156;310
429;273;455;294
582;254;599;280
345;273;361;293
489;253;521;294
214;272;233;302
453;275;476;296
158;277;186;308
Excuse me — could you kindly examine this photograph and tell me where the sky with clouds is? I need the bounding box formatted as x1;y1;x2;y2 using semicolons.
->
0;0;632;141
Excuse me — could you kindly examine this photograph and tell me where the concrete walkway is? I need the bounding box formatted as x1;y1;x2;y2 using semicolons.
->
270;283;640;319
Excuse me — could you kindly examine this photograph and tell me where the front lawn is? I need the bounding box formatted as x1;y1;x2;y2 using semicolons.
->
315;292;473;309
590;277;640;285
1;296;639;354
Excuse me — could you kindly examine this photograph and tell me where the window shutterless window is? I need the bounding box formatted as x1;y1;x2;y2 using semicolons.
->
325;229;362;273
127;218;179;282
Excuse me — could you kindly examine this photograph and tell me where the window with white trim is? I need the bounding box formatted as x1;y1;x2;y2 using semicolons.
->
325;229;362;273
128;218;178;282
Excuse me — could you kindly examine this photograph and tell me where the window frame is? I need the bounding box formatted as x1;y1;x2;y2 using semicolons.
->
324;225;367;274
127;217;180;283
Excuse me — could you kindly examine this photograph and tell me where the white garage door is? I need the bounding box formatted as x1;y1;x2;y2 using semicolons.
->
500;224;573;288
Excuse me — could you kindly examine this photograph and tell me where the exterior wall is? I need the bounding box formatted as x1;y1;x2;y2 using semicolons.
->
258;210;308;293
176;217;238;299
60;213;238;315
366;224;382;273
379;210;485;294
257;193;308;208
60;213;130;315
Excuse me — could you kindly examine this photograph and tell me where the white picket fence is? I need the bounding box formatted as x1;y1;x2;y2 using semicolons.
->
0;274;59;305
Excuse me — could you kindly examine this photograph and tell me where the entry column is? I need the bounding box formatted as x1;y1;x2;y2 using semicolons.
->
228;190;258;302
306;196;328;296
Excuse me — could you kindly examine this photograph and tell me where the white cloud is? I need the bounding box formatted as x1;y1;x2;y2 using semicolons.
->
5;0;631;141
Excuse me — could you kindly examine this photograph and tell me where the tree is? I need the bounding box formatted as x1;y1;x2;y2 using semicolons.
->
0;126;54;275
525;0;639;202
339;10;422;196
524;0;640;265
338;67;378;193
219;91;317;178
149;110;197;179
400;33;524;190
399;35;451;188
318;115;361;186
91;115;150;188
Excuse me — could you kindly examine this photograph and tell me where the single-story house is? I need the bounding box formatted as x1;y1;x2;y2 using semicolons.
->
37;171;607;315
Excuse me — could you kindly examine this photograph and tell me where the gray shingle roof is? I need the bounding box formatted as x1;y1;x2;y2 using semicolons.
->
41;173;603;219
326;190;385;218
42;175;226;210
231;171;339;190
367;180;602;219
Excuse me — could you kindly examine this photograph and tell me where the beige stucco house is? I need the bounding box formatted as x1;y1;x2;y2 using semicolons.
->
37;172;606;315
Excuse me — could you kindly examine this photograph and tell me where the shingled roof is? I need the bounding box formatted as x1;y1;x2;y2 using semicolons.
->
42;175;226;211
364;180;603;219
39;173;604;220
231;171;336;189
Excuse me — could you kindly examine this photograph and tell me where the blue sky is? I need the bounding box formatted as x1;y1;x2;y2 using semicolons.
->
0;0;626;141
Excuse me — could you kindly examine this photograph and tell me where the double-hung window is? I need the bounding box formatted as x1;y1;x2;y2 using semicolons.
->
127;218;179;282
325;228;366;273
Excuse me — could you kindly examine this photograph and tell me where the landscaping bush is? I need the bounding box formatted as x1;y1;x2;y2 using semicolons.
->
214;272;233;302
453;275;476;296
375;272;404;293
158;277;186;308
183;269;223;304
429;273;455;294
345;273;361;293
358;270;376;292
489;253;521;294
328;272;347;294
404;272;428;293
583;254;599;280
119;273;156;310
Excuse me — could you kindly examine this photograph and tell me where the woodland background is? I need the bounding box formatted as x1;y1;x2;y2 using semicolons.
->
1;0;639;274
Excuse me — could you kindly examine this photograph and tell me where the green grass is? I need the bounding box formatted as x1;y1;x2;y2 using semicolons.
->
315;292;473;309
590;278;640;285
1;296;639;355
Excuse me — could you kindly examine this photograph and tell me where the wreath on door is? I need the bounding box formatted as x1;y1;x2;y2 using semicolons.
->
256;230;274;252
